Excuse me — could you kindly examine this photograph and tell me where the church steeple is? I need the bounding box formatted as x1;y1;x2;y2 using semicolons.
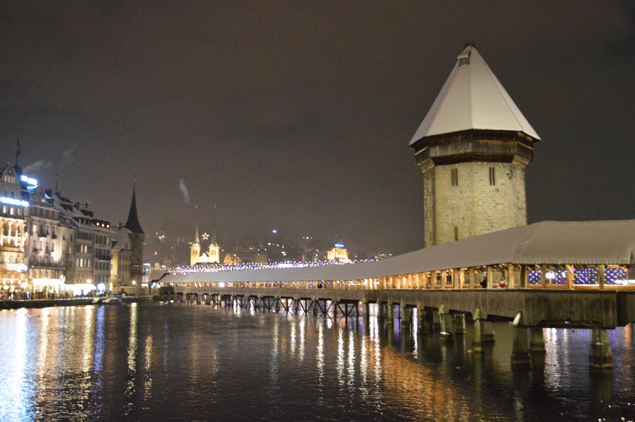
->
193;222;200;246
125;179;144;234
210;204;218;246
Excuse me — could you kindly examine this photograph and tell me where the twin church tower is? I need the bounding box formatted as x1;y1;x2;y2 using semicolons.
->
410;44;540;247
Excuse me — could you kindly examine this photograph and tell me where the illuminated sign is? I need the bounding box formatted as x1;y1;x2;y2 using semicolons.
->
0;197;29;207
334;243;345;249
20;175;38;186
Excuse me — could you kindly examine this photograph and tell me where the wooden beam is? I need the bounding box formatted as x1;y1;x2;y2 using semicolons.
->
508;264;515;289
598;265;605;290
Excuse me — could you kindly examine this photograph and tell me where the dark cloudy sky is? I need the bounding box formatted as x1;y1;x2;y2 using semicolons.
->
1;1;635;255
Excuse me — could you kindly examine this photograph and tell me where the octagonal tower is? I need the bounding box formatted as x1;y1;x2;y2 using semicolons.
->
410;44;540;247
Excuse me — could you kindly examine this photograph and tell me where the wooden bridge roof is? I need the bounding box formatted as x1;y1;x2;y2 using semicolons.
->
166;220;635;283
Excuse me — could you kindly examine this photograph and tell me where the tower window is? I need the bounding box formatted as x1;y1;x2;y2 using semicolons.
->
454;226;459;241
451;168;459;186
489;167;496;186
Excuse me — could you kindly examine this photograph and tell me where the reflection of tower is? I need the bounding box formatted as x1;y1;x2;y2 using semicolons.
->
190;223;200;266
125;181;145;282
207;204;220;263
410;44;540;247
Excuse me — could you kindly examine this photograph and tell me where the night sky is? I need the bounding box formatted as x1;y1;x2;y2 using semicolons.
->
2;1;635;256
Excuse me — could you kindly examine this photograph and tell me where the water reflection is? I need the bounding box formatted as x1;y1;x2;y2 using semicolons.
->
0;304;634;421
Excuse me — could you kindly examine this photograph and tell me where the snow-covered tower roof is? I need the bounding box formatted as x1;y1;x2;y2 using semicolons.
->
410;44;540;145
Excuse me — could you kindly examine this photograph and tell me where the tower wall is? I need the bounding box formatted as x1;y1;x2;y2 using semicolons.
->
190;244;200;266
423;160;527;247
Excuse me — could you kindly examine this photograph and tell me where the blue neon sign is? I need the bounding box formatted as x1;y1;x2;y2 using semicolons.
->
0;197;29;207
20;175;38;186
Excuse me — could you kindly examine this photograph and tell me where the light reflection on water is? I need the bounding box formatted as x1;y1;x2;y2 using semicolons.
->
0;304;634;421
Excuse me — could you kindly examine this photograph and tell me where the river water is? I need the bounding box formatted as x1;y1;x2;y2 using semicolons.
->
0;302;634;421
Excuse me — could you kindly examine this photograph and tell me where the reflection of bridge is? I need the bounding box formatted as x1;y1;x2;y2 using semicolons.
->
161;221;635;370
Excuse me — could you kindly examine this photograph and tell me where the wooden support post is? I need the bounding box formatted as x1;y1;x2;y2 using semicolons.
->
401;302;411;326
472;308;484;354
487;266;493;289
598;265;605;290
508;264;515;289
540;265;548;288
454;314;466;334
453;269;460;289
377;302;385;319
469;268;475;289
386;301;393;324
459;269;465;289
566;265;575;290
440;271;446;290
520;265;527;288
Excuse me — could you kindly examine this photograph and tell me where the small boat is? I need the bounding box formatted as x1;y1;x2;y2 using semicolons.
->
102;298;122;305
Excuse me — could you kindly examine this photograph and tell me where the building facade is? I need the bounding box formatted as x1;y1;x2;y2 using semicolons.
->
410;44;540;247
0;164;29;291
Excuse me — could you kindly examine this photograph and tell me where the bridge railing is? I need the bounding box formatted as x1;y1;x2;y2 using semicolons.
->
169;263;635;291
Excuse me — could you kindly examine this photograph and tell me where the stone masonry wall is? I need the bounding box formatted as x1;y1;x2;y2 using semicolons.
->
424;161;527;246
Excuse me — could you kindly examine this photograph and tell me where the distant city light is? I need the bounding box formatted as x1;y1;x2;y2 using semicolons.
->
20;175;38;186
0;197;29;207
272;230;277;234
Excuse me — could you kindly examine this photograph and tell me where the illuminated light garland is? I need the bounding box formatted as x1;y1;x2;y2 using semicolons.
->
168;259;378;275
528;268;625;285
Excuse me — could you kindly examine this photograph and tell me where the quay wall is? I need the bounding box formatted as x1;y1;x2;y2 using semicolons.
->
0;296;153;310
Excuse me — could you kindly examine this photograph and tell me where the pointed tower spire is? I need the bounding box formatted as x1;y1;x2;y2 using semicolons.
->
210;203;218;246
193;221;200;245
125;177;144;234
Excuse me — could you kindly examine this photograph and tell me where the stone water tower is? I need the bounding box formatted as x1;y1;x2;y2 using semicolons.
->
410;44;540;247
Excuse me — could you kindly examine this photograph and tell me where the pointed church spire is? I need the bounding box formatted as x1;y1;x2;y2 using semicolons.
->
125;178;144;234
193;221;200;245
210;204;218;246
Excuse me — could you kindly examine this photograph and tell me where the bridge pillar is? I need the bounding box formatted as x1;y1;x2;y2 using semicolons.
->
589;328;613;369
439;306;452;337
363;301;370;318
274;296;280;312
400;303;411;326
529;327;545;353
386;301;394;324
311;297;318;315
472;308;486;353
415;303;423;327
511;326;532;367
453;314;466;334
483;321;495;342
378;302;385;320
432;311;441;329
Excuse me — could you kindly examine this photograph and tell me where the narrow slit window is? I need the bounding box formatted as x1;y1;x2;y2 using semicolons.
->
454;226;459;241
489;167;496;186
451;168;459;186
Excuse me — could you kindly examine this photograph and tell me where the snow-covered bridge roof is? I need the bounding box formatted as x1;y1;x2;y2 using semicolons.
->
166;220;635;284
